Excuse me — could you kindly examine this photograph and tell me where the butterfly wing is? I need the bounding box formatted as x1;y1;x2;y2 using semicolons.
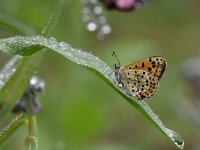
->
119;56;166;80
121;69;159;100
117;56;166;100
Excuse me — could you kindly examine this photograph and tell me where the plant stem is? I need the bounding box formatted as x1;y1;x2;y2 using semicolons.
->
23;116;38;150
0;114;28;145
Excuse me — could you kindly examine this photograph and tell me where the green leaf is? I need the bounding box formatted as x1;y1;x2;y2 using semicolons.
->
0;0;63;118
0;36;184;149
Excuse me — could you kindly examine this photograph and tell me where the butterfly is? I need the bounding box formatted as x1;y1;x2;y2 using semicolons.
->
112;51;166;100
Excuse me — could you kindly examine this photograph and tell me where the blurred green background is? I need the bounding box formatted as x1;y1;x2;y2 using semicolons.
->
0;0;200;149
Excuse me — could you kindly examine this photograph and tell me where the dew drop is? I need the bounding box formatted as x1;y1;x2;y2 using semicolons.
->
101;25;112;34
12;68;16;72
87;22;97;31
82;7;91;14
94;6;102;14
118;83;123;88
58;42;69;49
48;37;57;45
99;16;106;24
57;42;74;58
172;131;184;149
48;37;58;49
89;0;97;4
82;15;90;22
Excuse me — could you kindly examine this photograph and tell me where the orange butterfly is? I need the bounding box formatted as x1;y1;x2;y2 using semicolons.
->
113;52;166;100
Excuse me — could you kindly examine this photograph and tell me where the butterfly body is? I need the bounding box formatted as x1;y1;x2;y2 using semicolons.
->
114;56;166;100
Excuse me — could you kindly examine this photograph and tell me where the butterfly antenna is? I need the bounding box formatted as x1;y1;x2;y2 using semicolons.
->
112;51;120;66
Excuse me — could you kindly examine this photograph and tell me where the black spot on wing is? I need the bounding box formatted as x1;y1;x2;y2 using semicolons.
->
139;93;146;100
148;67;152;72
149;57;152;62
142;62;144;68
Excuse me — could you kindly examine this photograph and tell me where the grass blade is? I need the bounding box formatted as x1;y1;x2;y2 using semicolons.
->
0;36;184;149
0;114;28;145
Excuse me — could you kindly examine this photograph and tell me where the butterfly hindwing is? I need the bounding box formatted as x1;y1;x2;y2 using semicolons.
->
121;69;159;100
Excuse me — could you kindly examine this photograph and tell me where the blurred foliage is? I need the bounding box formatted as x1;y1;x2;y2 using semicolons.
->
0;0;200;150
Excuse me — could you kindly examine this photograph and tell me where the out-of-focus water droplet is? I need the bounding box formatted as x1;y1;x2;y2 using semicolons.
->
82;7;91;14
87;22;97;31
94;6;102;14
0;55;21;89
82;15;90;22
102;25;112;34
12;68;16;72
90;0;97;4
99;16;106;24
81;0;112;39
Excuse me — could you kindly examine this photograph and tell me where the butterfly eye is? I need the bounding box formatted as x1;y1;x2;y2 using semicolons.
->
114;64;120;69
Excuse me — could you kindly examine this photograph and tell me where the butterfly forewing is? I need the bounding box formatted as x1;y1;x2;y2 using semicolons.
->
119;56;166;80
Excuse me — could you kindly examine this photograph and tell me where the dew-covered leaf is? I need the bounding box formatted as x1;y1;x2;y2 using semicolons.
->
0;36;184;149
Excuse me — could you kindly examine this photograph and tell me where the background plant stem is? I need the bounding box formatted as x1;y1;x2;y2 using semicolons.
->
23;116;38;150
0;114;28;145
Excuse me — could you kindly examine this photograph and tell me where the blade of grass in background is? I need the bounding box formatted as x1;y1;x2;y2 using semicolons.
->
0;1;63;148
0;36;184;149
0;11;39;118
0;0;64;118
